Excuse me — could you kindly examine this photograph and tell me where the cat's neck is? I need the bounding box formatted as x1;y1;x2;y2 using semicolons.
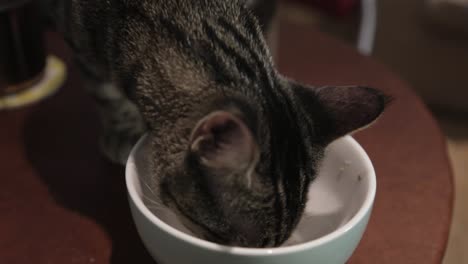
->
113;1;280;135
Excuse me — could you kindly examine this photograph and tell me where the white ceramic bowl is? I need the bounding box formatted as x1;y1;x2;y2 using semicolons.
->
126;135;376;264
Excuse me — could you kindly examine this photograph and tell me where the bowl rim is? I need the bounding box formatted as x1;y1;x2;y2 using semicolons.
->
125;135;376;256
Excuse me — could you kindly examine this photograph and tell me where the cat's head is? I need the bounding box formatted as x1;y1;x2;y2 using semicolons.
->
140;82;389;248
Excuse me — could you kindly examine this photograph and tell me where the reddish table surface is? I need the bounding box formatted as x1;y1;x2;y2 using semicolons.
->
0;21;453;264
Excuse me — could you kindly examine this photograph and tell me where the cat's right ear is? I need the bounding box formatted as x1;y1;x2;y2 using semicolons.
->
188;111;259;174
291;82;391;143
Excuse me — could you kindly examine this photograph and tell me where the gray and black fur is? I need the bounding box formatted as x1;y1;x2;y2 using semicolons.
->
42;0;388;247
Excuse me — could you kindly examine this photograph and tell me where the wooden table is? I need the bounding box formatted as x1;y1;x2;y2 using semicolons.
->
0;21;453;264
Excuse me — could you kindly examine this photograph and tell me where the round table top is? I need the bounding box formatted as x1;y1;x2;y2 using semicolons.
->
0;21;453;263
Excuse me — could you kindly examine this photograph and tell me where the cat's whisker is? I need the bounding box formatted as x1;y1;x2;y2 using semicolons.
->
143;198;162;207
144;202;166;211
142;194;164;207
147;204;166;211
141;178;157;196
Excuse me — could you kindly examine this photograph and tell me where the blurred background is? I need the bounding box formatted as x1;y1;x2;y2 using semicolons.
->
278;0;467;263
0;0;466;263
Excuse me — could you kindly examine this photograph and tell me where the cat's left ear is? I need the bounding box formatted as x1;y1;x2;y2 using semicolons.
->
291;83;391;142
189;111;259;173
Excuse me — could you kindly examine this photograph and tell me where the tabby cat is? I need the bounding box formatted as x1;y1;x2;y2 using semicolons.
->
43;0;388;247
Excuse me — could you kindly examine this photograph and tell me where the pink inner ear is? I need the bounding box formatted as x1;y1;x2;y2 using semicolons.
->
190;111;257;170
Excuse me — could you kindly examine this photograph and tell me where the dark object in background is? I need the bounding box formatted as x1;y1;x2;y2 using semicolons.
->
424;0;468;36
286;0;359;16
0;0;46;94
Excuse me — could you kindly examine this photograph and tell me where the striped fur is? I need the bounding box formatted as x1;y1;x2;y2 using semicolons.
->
43;0;388;247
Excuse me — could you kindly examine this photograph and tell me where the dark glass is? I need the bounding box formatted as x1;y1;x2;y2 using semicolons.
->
0;0;46;93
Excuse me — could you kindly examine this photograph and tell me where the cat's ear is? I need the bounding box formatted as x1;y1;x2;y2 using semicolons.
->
189;111;259;172
292;84;390;142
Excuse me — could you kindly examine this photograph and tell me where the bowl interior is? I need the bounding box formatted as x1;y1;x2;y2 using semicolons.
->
127;135;374;248
284;137;372;246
